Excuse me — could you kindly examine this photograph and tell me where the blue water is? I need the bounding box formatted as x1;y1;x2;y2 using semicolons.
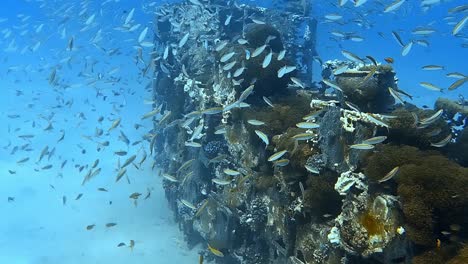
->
0;0;466;263
0;0;200;263
312;0;467;107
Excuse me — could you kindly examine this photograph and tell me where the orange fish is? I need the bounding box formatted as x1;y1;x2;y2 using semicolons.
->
436;238;441;249
384;57;394;64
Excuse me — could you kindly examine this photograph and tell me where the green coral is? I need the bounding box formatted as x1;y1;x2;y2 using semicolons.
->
236;95;316;173
448;245;468;264
387;107;452;149
271;127;317;170
363;145;468;249
240;95;311;139
303;172;342;218
412;250;446;264
359;64;394;73
254;173;278;192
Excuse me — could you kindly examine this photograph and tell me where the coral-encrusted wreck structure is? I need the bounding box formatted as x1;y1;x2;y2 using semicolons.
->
149;1;468;263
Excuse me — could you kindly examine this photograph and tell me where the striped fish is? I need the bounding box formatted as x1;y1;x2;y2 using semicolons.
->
268;150;287;162
350;144;375;150
255;130;269;146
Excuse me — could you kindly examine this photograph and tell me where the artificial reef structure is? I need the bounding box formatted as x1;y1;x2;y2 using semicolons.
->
148;1;468;263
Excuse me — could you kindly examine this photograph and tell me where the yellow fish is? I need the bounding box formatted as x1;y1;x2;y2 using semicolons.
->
208;244;224;257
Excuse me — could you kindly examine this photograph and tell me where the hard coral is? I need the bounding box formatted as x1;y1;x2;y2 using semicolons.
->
241;95;311;137
448;126;468;167
435;97;468;121
244;23;283;52
335;65;395;113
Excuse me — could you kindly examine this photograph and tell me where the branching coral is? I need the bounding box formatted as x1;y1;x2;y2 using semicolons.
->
340;109;391;133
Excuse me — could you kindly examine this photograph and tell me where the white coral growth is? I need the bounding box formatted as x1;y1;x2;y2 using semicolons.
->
340;109;391;133
334;170;367;195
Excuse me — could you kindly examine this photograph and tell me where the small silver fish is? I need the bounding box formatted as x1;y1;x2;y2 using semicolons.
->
237;38;248;45
384;0;406;13
215;41;228;52
262;50;273;68
277;65;296;78
420;82;443;92
162;174;179;183
430;134;452;147
350;143;375;150
361;136;387;145
291;133;315;141
254;130;269;146
220;51;236;63
290;77;305;88
185;141;202;148
178;33;189;48
421;65;444;70
322;79;343;92
452;16;468;35
138;27;148;43
401;41;413;56
247;119;265;126
224;14;232;26
262;96;274;107
277;50;286;61
252;44;267;58
305;165;320;174
251;18;265;24
273;159;289;167
212;178;232;185
268;150;287;162
388;87;405;104
223;168;241;176
341;50;363;63
296;122;320;129
233;64;246;78
378;166;399;183
239;84;254;102
181;199;196;210
223;61;237;71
